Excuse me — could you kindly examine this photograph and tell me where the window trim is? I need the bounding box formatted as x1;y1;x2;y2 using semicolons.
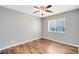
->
48;17;65;33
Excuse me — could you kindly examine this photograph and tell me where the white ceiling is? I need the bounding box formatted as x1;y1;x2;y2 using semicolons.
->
2;5;79;18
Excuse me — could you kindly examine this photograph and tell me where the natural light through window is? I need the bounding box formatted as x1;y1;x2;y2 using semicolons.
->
48;17;65;33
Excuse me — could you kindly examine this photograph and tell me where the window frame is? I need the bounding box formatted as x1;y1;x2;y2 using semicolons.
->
48;17;65;33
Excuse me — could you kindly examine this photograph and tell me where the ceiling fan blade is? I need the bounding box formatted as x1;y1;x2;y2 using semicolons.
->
46;10;53;13
33;6;39;9
33;11;39;13
47;5;52;8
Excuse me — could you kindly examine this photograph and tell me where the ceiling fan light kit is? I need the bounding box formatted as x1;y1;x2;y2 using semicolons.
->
33;5;53;16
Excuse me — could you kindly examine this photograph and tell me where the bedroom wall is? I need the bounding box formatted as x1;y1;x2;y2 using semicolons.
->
0;6;42;49
42;9;79;47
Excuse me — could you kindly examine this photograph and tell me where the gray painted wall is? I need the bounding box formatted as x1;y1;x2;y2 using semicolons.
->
0;6;79;49
0;6;42;49
42;9;79;46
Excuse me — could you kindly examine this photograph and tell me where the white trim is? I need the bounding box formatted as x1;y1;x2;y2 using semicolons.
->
0;37;78;51
43;37;79;47
0;37;40;51
48;17;65;33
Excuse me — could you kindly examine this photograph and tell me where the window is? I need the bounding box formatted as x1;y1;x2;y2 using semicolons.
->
48;17;65;33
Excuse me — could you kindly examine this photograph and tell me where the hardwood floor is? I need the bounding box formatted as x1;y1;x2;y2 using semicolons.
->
0;38;78;54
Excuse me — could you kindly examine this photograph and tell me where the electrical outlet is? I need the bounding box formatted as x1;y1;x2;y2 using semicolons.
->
68;39;71;42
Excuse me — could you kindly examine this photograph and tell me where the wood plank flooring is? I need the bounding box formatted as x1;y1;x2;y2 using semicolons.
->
0;38;78;54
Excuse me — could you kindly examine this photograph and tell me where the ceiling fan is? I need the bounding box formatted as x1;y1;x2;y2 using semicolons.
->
33;5;53;16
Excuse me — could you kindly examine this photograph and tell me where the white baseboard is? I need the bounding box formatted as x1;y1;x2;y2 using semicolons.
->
0;37;78;51
0;37;40;51
43;37;79;47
